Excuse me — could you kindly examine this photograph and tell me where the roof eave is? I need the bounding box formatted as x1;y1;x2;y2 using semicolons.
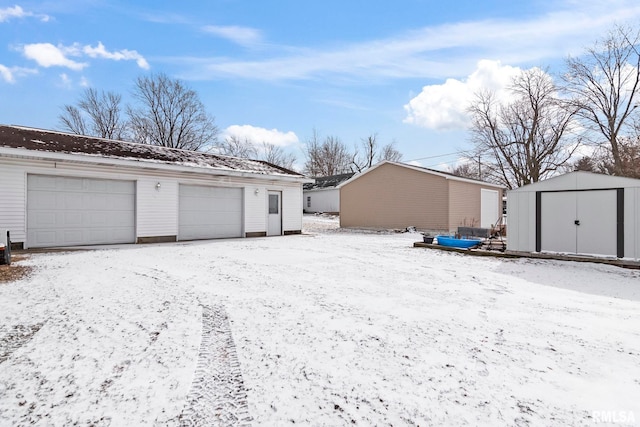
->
338;160;504;189
0;146;311;183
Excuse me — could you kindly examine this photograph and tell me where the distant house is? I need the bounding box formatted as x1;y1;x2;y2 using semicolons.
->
507;171;640;259
303;173;354;214
0;125;311;249
339;161;503;232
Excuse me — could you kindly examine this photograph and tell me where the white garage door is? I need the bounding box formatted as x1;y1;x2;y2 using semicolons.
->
178;185;243;240
27;175;136;248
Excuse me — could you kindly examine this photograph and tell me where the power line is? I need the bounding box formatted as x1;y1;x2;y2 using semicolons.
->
406;149;471;163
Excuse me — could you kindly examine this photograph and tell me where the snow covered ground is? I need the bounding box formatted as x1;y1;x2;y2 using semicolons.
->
1;214;639;426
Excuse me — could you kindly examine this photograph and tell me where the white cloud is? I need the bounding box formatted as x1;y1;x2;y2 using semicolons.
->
202;25;262;47
22;43;87;70
224;125;299;147
59;73;72;88
21;42;149;71
0;5;24;21
186;1;640;81
0;63;38;83
0;5;49;22
403;60;523;130
0;64;14;82
83;42;150;69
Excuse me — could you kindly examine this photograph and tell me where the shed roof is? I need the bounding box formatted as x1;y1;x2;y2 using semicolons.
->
508;171;640;192
303;173;355;190
0;125;304;179
338;161;504;189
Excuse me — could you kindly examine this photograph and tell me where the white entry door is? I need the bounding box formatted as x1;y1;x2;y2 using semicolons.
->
267;191;282;236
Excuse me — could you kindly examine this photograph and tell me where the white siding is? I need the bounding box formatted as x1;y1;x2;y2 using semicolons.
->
136;178;178;238
303;189;340;213
0;165;26;243
507;191;540;253
245;185;267;234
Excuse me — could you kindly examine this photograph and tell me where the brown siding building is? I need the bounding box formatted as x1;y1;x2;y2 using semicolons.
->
339;162;503;233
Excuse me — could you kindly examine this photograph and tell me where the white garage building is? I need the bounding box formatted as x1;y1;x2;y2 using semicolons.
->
0;125;309;249
507;171;640;259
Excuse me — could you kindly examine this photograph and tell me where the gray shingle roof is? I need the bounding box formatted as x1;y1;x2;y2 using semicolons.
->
303;173;355;190
0;125;303;177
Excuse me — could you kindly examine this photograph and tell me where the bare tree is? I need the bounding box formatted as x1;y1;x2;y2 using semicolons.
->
563;25;640;175
216;135;258;158
469;67;578;189
351;134;378;173
351;134;404;172
59;88;127;139
303;129;352;176
59;105;87;136
215;136;298;170
451;161;481;180
377;140;403;163
127;73;218;151
261;142;297;170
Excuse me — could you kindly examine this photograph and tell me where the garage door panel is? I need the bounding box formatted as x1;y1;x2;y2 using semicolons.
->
31;231;57;246
62;177;83;191
64;212;83;226
27;175;135;248
27;191;54;209
63;230;83;245
179;184;242;240
61;193;82;210
107;194;135;208
28;175;55;190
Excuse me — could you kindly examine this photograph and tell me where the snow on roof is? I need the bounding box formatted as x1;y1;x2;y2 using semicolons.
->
303;172;355;190
0;125;304;178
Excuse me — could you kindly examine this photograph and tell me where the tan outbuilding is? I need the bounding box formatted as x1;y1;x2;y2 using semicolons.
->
339;161;503;233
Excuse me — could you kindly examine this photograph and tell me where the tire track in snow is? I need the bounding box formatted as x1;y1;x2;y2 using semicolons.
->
180;304;252;427
0;323;45;364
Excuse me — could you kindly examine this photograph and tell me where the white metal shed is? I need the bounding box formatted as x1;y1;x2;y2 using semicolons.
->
507;171;640;259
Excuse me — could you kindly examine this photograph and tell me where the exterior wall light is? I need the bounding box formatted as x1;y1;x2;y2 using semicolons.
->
156;182;161;190
254;188;260;195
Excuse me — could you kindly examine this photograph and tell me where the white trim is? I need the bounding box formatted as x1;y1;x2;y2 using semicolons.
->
0;146;311;184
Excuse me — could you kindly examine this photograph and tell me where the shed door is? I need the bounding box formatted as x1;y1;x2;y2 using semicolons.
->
27;175;135;248
480;189;499;228
540;190;617;256
178;185;243;240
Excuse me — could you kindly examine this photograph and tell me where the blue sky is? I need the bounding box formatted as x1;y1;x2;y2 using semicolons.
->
2;0;640;170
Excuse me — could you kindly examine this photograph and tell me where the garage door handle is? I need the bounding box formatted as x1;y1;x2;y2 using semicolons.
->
574;220;580;226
